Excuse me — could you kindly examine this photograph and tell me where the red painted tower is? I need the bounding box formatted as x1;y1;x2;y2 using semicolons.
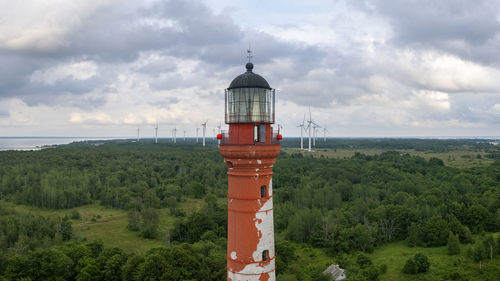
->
219;60;281;281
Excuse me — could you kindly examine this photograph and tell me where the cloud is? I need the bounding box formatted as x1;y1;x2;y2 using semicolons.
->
70;112;116;125
354;0;500;65
0;0;499;137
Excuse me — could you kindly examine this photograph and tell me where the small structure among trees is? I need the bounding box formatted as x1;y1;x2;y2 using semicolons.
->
323;264;346;280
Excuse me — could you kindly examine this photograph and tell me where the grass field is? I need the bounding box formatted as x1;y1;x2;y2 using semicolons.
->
368;238;500;281
1;198;210;253
283;147;494;168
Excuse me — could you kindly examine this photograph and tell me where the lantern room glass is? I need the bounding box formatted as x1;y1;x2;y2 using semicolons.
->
225;88;275;123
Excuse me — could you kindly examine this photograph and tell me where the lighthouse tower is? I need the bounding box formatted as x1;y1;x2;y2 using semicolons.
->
218;58;281;281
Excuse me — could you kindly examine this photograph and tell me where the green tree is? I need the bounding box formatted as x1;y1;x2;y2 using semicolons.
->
351;224;376;252
413;253;430;273
136;254;168;281
127;209;141;231
189;181;206;198
30;248;73;280
76;257;101;281
275;240;296;274
86;240;104;258
447;232;460;255
141;208;159;239
60;216;73;241
402;258;418;274
357;254;372;268
103;254;126;281
122;254;144;281
421;216;449;247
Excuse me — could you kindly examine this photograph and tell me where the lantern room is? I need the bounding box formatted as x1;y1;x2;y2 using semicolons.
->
221;62;279;145
225;62;275;124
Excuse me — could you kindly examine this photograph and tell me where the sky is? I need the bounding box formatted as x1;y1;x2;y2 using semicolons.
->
1;0;500;138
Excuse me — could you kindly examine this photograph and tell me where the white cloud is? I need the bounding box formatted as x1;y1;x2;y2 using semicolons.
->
30;61;98;84
0;0;114;51
400;51;500;92
69;112;116;125
413;90;450;110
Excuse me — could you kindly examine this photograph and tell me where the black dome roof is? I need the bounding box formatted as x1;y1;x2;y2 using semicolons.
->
228;63;271;89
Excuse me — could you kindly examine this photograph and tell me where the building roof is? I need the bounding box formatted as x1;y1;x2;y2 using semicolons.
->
228;63;271;90
323;264;346;280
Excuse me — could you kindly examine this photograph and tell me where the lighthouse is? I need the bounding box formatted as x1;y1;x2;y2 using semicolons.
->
218;58;281;281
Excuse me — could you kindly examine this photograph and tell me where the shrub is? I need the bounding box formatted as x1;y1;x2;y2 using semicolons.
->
357;254;372;268
413;253;430;273
402;259;418;274
402;253;430;274
447;232;460;255
71;210;81;220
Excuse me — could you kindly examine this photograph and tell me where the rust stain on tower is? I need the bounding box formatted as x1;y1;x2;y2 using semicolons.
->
218;59;282;281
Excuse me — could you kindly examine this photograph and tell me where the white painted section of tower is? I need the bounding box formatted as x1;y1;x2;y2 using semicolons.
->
228;260;275;281
229;185;275;280
252;198;275;262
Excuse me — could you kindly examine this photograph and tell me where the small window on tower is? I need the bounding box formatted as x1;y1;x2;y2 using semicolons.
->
258;125;266;142
261;185;266;198
254;125;266;143
262;250;269;261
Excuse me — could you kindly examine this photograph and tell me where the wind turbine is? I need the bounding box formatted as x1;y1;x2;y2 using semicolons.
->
137;126;140;142
172;127;177;143
154;124;158;144
201;120;208;147
312;123;321;147
323;123;328;142
297;114;306;150
196;128;200;143
183;129;186;141
306;107;313;152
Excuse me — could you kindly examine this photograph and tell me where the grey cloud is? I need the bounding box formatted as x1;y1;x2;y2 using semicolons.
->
0;107;8;118
355;0;500;65
447;93;500;124
133;57;177;76
0;0;323;108
147;97;180;107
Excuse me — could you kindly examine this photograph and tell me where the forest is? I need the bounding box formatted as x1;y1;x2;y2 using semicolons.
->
0;138;499;280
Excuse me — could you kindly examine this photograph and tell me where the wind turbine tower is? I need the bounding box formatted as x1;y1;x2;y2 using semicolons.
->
323;124;327;142
307;108;313;152
155;124;158;144
312;123;320;147
172;127;177;143
196;128;200;143
297;114;305;150
137;126;140;142
201;120;208;147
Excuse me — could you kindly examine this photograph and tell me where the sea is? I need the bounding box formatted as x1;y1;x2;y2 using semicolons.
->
0;137;120;151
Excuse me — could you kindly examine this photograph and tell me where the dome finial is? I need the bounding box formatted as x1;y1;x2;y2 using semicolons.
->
247;42;253;63
246;43;253;72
